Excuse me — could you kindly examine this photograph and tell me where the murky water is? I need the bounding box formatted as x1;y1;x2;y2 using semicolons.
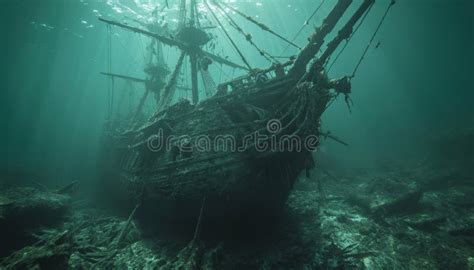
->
2;0;473;268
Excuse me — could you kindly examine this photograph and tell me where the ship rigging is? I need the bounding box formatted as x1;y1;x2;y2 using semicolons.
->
97;0;395;222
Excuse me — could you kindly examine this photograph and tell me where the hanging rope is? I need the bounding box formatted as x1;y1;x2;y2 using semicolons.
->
218;63;223;84
219;1;301;50
211;0;277;64
281;0;326;55
178;0;187;29
111;77;115;117
201;69;217;98
351;0;396;78
115;81;130;119
128;83;134;116
216;4;274;62
158;51;186;111
193;0;201;28
106;25;113;118
327;1;374;72
183;55;188;100
204;0;253;70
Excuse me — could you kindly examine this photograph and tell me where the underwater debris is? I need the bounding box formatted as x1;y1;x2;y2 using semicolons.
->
317;162;474;269
91;194;143;268
0;229;72;269
57;181;78;195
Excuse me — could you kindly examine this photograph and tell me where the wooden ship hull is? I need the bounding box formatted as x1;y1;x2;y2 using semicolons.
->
99;0;376;222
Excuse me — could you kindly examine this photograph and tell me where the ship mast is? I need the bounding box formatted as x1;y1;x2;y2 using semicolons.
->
289;0;353;78
189;0;199;104
98;1;249;113
99;0;299;112
99;0;381;118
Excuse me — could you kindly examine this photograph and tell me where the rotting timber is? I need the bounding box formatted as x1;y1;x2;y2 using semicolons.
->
99;0;376;223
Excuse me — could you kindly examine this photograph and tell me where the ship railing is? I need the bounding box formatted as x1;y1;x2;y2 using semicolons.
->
216;60;294;94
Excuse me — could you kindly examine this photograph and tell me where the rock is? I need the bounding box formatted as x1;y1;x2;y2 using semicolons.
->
0;187;70;257
0;187;70;230
372;190;423;216
405;215;447;232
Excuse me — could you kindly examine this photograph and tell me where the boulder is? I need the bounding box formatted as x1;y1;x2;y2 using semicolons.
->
0;187;70;257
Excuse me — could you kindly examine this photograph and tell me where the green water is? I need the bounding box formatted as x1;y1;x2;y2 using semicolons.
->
1;1;474;268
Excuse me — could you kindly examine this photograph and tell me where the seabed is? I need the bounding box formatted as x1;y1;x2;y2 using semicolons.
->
1;129;473;269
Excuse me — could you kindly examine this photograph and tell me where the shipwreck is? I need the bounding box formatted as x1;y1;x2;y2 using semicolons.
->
98;0;393;224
